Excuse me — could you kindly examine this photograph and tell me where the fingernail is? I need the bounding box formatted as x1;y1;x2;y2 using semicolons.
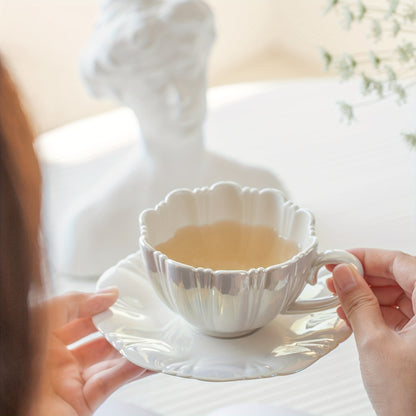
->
333;264;358;292
96;286;118;296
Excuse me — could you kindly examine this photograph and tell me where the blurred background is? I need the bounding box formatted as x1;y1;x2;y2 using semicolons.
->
0;0;372;133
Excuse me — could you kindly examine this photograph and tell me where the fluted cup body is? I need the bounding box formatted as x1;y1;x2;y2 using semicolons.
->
139;182;361;338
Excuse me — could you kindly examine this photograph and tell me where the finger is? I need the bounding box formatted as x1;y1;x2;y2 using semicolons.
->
400;315;416;335
366;275;401;287
349;249;416;295
335;270;413;330
332;263;387;344
336;306;350;328
83;358;121;381
54;317;97;345
71;336;120;368
348;248;401;278
371;285;405;305
329;263;406;290
84;358;151;412
326;277;335;294
48;288;118;328
380;306;410;331
82;358;155;392
327;266;396;287
372;286;413;318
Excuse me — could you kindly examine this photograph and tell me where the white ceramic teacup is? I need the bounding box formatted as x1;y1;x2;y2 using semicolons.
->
139;182;363;338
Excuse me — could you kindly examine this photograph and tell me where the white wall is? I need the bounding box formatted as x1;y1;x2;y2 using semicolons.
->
270;1;376;67
208;0;282;80
0;0;374;132
0;0;106;132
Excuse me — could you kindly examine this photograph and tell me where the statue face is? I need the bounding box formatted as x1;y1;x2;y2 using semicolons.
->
132;75;205;146
81;0;215;147
116;32;211;147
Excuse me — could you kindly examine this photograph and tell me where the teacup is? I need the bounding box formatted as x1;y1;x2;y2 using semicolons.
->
139;182;362;338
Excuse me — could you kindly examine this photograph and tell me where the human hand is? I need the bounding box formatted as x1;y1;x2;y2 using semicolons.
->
327;249;416;416
29;288;152;416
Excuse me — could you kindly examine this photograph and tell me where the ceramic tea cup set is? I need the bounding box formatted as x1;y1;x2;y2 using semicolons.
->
138;181;363;338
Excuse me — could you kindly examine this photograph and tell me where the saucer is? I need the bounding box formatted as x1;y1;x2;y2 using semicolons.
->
93;251;351;382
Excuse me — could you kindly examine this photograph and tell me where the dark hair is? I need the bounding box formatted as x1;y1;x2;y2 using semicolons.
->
0;57;44;416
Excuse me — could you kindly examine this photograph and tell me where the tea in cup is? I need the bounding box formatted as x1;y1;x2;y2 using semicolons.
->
139;182;363;338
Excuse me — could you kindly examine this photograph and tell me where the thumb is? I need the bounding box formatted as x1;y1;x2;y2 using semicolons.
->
333;263;386;341
47;287;119;329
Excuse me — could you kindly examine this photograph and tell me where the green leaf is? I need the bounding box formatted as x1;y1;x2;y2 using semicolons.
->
391;83;407;104
360;73;384;97
323;0;340;15
357;1;367;21
319;48;333;71
386;0;400;18
369;50;381;68
336;54;357;79
402;132;416;148
384;64;397;84
338;101;355;123
396;42;415;63
370;19;383;40
360;73;373;95
392;19;401;37
403;3;416;22
372;80;384;98
342;5;355;29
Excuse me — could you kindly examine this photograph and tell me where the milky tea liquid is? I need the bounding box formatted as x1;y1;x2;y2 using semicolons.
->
155;220;299;270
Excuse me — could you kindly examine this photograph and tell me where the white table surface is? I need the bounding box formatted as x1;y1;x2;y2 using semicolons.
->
37;78;415;416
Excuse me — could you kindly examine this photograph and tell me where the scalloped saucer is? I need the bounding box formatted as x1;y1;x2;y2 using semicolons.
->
93;251;351;382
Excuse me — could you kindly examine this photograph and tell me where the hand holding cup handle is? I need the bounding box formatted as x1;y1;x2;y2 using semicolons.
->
284;250;363;314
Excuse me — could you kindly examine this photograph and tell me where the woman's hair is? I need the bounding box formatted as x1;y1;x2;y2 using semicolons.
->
0;57;44;416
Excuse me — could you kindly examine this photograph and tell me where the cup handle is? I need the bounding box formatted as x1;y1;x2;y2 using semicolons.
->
284;249;364;314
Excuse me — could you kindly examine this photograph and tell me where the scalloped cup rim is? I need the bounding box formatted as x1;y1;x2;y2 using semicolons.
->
139;182;318;273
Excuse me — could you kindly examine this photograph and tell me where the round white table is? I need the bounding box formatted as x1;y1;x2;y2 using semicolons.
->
37;78;415;416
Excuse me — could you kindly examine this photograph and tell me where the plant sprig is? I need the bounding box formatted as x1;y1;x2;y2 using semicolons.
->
322;0;416;147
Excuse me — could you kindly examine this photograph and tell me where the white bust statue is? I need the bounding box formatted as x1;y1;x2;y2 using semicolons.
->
81;0;213;156
57;0;284;277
